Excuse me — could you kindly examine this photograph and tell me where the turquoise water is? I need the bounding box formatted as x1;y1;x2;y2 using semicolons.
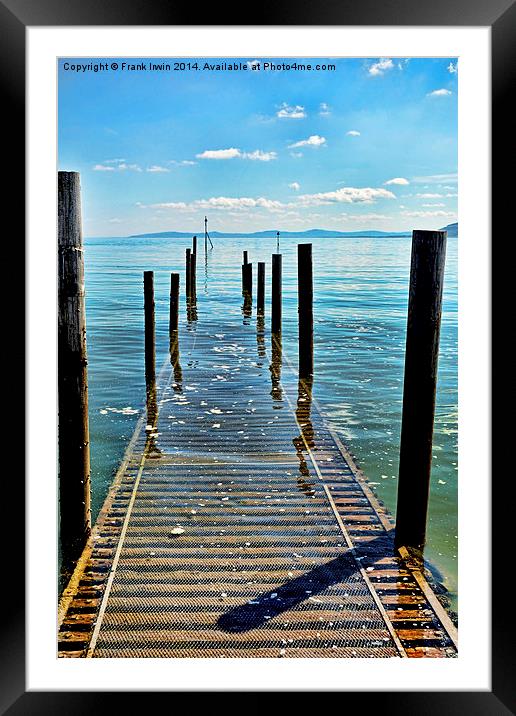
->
83;235;458;605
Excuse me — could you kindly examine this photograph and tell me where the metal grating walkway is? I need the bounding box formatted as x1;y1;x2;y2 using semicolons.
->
59;313;458;659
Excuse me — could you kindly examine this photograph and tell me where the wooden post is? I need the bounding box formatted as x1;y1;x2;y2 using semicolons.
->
271;253;282;334
298;243;314;378
169;272;180;335
243;262;252;300
190;248;197;297
192;235;197;259
257;261;265;314
144;271;156;393
241;252;248;295
186;248;191;297
395;230;448;551
58;170;91;562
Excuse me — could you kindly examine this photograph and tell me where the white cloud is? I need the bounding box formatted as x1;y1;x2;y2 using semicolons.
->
277;103;306;119
319;103;331;116
368;58;394;76
298;186;396;207
169;159;197;166
118;163;142;172
243;150;277;161
93;161;142;172
346;130;361;137
422;203;446;207
427;88;452;97
412;173;457;184
288;135;326;149
196;148;276;161
416;192;458;199
289;182;300;191
447;61;458;74
147;165;170;173
141;195;286;213
341;213;389;221
290;152;303;158
401;210;455;218
384;177;409;185
196;148;242;160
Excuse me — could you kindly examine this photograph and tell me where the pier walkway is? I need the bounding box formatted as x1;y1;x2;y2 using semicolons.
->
58;309;458;659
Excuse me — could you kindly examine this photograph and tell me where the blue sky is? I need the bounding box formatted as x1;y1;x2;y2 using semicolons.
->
58;57;458;236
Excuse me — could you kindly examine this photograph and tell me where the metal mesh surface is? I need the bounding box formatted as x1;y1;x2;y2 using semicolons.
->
90;322;402;658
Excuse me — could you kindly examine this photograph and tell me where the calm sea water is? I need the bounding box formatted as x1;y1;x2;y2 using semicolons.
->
83;235;458;607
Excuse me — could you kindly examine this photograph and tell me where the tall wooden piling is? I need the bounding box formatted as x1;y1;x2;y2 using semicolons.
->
58;170;91;562
243;250;248;265
242;262;252;301
169;272;180;335
186;248;191;297
257;261;265;314
190;248;197;297
271;254;282;334
192;235;197;259
298;243;314;378
395;229;447;551
144;271;156;393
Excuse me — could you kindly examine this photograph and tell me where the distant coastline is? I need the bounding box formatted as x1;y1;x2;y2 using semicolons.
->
126;222;457;240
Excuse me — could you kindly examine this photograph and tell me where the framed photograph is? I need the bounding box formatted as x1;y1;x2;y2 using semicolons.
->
7;0;509;709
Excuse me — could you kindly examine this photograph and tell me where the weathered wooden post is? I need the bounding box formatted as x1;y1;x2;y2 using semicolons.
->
169;272;180;335
186;248;191;297
243;250;248;265
190;248;197;297
144;271;156;392
257;261;265;314
271;253;282;335
58;171;91;563
395;229;447;551
298;243;314;378
192;235;197;259
243;262;252;300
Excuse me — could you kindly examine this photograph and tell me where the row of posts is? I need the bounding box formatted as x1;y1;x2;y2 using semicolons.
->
58;169;447;575
241;247;313;378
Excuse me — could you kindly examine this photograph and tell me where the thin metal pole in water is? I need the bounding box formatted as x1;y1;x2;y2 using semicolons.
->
169;272;180;335
58;170;91;564
271;253;282;334
257;261;265;314
144;271;156;392
395;229;447;552
298;243;313;378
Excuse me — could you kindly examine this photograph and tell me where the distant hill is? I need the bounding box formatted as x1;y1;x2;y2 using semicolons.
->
129;228;412;239
440;222;458;237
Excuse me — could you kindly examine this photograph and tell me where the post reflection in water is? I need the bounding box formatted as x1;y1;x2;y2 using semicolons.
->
169;330;183;394
269;332;283;402
186;295;198;325
144;381;162;459
256;314;266;361
293;376;316;496
242;294;252;324
204;251;209;295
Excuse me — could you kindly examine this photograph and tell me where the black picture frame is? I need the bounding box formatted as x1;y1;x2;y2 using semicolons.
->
7;0;511;710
